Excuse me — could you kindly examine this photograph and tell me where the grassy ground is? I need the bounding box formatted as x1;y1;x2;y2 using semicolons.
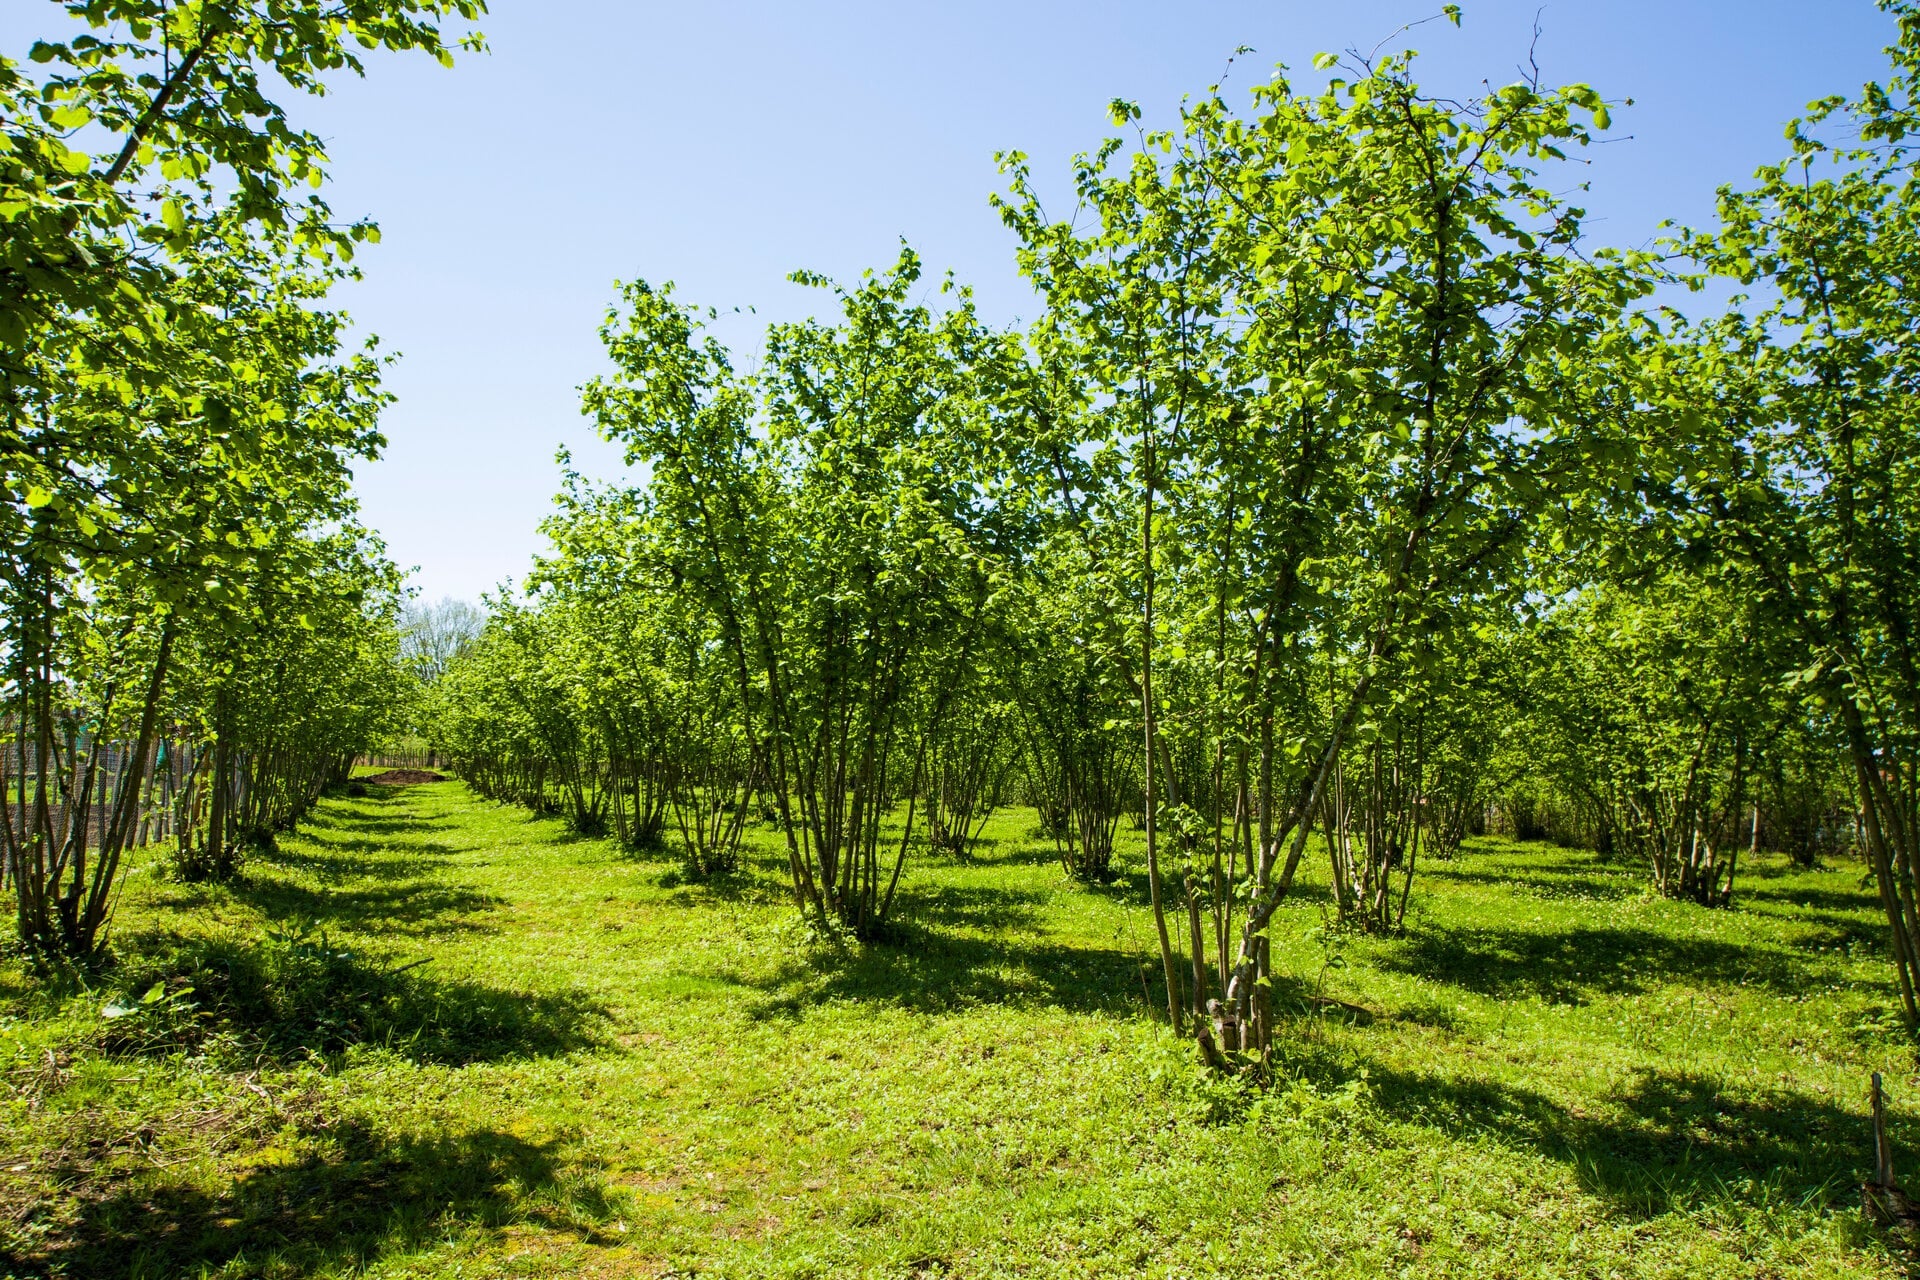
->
2;778;1915;1278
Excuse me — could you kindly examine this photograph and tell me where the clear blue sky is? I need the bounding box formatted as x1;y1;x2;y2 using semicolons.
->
284;1;1899;604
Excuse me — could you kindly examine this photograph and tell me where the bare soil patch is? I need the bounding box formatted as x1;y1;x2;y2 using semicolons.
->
360;770;447;786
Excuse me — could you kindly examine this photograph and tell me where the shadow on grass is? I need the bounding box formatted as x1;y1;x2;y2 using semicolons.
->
267;840;459;883
892;884;1049;934
101;930;606;1066
608;833;678;864
304;811;456;838
1783;918;1887;960
1279;1038;1879;1217
1742;884;1883;917
1740;857;1848;881
25;1120;620;1280
1074;870;1336;909
234;875;506;936
1078;866;1149;900
1380;924;1818;1003
734;920;1154;1019
1421;863;1639;902
983;839;1081;871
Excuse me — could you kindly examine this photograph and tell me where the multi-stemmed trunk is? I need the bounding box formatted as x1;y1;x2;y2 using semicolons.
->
1325;730;1425;934
4;620;175;959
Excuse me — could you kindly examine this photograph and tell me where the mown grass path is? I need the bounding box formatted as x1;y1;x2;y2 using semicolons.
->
3;779;1915;1277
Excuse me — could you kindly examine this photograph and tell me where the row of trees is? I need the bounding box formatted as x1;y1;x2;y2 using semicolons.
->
433;6;1920;1053
1;1;486;959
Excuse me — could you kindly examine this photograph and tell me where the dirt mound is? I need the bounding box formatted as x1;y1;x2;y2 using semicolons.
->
360;769;447;786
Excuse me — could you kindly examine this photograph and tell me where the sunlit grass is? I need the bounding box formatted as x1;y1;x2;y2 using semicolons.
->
0;779;1910;1277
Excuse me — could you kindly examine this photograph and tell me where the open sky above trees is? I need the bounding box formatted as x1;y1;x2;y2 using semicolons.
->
228;0;1904;603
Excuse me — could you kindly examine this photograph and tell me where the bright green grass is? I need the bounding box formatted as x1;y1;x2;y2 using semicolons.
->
2;779;1914;1278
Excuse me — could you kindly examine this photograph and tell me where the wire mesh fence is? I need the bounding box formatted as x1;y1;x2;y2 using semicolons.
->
0;723;204;859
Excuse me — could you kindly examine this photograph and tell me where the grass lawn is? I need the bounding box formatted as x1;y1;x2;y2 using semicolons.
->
2;778;1915;1278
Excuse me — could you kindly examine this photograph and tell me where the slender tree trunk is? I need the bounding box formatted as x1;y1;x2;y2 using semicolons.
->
1140;414;1182;1032
207;690;231;878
